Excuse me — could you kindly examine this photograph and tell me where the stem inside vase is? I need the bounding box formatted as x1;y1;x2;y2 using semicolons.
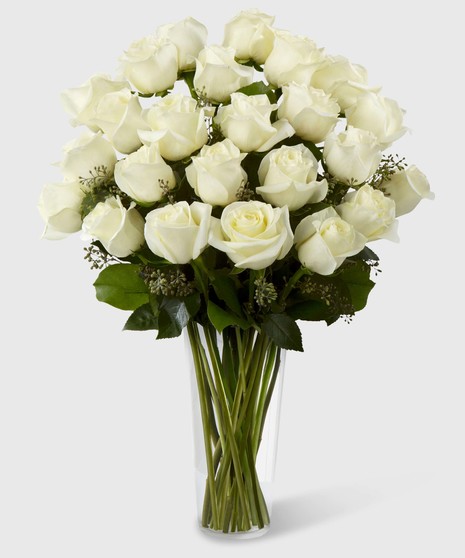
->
187;321;284;535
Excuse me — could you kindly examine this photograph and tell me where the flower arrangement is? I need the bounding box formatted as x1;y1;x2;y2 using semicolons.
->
39;9;433;537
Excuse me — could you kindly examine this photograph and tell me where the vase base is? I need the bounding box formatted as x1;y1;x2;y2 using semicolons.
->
199;524;270;540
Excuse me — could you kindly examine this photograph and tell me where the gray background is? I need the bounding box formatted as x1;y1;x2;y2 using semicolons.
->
1;1;463;556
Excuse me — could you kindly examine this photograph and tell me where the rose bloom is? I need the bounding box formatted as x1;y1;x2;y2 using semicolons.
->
92;89;148;154
139;94;208;161
209;201;293;270
82;197;145;257
145;201;212;264
120;35;178;94
294;206;366;275
60;131;117;181
223;9;275;64
264;31;325;87
38;181;85;239
345;92;406;148
337;185;398;241
61;74;129;130
214;92;294;153
257;144;328;211
193;45;254;103
277;83;340;143
186;139;247;207
114;144;176;205
311;55;380;110
156;17;207;71
323;126;382;185
382;165;434;217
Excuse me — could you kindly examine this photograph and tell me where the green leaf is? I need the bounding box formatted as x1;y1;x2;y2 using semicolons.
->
230;267;246;275
184;292;201;317
191;258;209;297
157;294;201;339
207;301;249;333
94;264;148;310
149;293;160;314
212;276;243;316
339;267;375;311
123;304;158;331
287;300;330;322
158;299;189;339
262;314;303;352
236;81;276;103
352;246;380;262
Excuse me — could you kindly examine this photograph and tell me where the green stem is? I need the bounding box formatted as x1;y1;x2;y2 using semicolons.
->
237;334;268;428
235;327;247;395
222;481;234;534
252;343;278;456
257;349;282;451
280;266;309;303
237;335;270;526
187;322;219;529
204;324;252;529
189;324;281;532
245;438;265;528
212;331;267;513
196;332;226;452
190;257;209;298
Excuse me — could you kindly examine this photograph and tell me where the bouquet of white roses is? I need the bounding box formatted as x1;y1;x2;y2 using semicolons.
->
39;9;433;536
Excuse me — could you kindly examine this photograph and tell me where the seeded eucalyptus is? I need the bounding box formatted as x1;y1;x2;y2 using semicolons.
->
140;266;195;297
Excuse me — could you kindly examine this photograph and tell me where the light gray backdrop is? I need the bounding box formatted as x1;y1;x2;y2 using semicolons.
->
1;1;462;557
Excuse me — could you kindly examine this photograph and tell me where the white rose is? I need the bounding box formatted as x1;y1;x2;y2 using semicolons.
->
345;92;406;148
185;139;247;206
145;201;212;264
294;206;366;275
92;89;148;154
264;31;325;87
156;17;207;71
257;144;328;211
61;74;129;130
214;92;294;153
323;126;382;185
139;94;208;161
193;45;254;103
120;35;178;94
382;165;434;217
38;181;84;239
277;83;340;143
61;131;117;181
209;201;293;270
114;144;176;205
311;55;380;110
337;185;398;241
82;197;145;257
223;9;275;64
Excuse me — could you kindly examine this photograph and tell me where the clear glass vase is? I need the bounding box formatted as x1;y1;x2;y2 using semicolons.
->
185;321;285;538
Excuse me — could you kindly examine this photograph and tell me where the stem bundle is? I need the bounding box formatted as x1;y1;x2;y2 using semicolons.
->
187;321;282;533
